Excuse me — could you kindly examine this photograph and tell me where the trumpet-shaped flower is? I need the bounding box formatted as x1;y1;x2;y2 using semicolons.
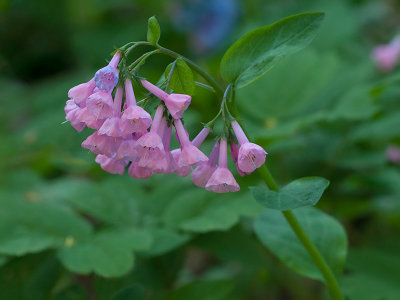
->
68;78;96;106
98;86;124;137
191;141;219;187
95;154;126;175
94;52;121;92
86;90;114;119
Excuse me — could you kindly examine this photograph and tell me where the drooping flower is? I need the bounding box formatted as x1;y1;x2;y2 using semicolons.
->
205;138;240;193
141;80;191;119
68;78;96;107
119;79;152;134
372;37;400;72
115;137;137;163
98;86;124;137
191;141;219;187
231;120;267;174
230;141;246;176
74;107;104;130
95;154;126;175
81;131;122;157
155;117;175;174
128;163;153;179
86;90;114;119
94;51;121;92
64;100;86;132
174;121;209;168
133;105;168;171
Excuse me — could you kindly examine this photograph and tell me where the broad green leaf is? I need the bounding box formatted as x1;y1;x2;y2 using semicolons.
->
163;280;234;300
111;284;147;300
165;58;195;94
342;248;400;300
57;229;152;277
250;177;329;210
0;197;92;256
220;12;325;88
254;207;347;281
147;16;161;45
145;229;189;256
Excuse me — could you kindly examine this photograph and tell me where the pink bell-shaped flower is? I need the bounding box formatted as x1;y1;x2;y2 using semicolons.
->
68;78;96;107
95;154;126;175
205;138;240;193
141;80;191;119
133;105;168;171
230;141;246;176
120;79;152;134
74;107;104;130
115;137;136;163
174;121;209;168
64;100;86;132
81;131;122;157
98;86;124;137
231;121;267;174
94;51;121;92
191;141;219;187
128;163;153;179
86;90;114;119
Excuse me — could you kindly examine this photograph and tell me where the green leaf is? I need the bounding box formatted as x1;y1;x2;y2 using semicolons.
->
254;207;347;281
162;280;234;300
147;16;161;45
145;228;189;256
220;12;325;88
250;177;329;210
57;229;152;277
0;197;92;256
111;284;147;300
165;58;195;94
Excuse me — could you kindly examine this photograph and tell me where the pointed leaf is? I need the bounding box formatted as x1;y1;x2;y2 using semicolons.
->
147;16;161;45
165;58;195;94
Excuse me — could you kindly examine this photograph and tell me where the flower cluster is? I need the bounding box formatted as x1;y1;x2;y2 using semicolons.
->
372;36;400;72
65;51;267;193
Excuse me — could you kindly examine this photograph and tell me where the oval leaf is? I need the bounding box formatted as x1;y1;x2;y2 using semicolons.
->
147;16;161;45
220;12;325;88
254;207;347;281
165;58;195;94
250;176;329;210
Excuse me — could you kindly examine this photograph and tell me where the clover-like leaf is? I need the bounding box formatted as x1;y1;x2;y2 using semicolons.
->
220;12;325;88
250;177;329;210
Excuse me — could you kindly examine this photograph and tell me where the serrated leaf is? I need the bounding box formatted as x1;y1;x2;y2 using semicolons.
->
254;207;347;281
57;229;152;277
250;177;329;210
165;58;195;94
147;16;161;45
220;12;325;88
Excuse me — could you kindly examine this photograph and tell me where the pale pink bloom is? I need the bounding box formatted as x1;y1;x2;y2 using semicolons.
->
133;105;168;171
74;107;104;130
120;79;152;134
386;145;400;164
98;86;124;137
64;100;85;132
115;138;136;162
141;80;191;119
230;142;246;176
372;38;400;72
94;51;121;92
174;121;209;168
231;121;267;174
191;141;219;187
68;78;96;106
128;163;153;179
154;118;175;174
95;154;126;175
86;90;114;119
205;139;240;193
81;131;122;157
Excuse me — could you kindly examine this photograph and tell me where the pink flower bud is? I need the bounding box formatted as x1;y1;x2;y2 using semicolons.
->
231;121;267;174
205;139;240;193
141;80;191;119
94;52;121;92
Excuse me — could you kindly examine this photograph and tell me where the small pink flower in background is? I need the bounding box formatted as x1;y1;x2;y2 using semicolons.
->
372;37;400;72
386;145;400;164
95;154;126;175
191;141;219;187
68;78;96;107
94;52;121;92
231;121;267;174
141;80;191;119
174;121;209;168
120;79;152;134
133;105;168;171
206;138;240;193
86;90;114;119
98;86;124;137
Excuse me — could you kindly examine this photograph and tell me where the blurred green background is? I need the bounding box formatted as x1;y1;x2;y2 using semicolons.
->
1;0;400;299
